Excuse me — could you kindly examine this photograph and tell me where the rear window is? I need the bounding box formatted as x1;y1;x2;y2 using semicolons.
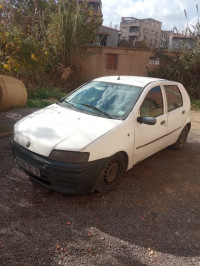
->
164;85;183;112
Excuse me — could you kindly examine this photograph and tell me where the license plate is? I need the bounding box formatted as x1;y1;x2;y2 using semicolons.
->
16;156;40;177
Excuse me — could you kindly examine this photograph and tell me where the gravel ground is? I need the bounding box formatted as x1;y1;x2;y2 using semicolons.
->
0;108;200;266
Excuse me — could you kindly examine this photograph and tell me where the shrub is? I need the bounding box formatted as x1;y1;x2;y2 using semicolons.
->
149;5;200;99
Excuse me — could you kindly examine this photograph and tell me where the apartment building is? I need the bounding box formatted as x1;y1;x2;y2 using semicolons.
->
120;17;162;49
78;0;103;22
160;30;172;49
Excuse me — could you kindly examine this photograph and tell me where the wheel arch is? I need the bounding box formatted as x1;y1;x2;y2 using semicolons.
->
119;151;129;171
95;151;127;193
186;122;191;132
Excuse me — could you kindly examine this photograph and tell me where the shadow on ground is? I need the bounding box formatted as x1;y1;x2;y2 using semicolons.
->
0;108;200;265
0;137;199;265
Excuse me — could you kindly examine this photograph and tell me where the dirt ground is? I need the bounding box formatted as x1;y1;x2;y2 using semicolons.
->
0;109;200;266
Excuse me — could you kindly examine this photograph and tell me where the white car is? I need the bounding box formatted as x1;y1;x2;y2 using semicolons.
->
11;76;191;194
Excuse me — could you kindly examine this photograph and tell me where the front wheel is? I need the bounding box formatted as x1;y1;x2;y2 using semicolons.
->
171;126;189;150
96;153;126;193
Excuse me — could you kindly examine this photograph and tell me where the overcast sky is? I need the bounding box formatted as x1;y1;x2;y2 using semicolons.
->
102;0;200;32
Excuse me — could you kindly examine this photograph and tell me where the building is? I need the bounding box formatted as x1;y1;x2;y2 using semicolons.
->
120;17;162;49
78;1;121;47
168;33;196;51
73;0;121;47
78;0;103;22
160;30;172;49
98;26;121;47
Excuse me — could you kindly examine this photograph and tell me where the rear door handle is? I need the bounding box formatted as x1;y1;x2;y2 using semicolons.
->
160;120;166;125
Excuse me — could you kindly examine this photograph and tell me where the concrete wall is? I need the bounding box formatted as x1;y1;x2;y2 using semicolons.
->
76;46;171;82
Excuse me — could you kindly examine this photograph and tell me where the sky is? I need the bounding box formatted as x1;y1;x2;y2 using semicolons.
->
102;0;200;32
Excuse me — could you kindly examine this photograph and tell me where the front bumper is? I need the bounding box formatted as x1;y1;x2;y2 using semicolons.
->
11;140;106;194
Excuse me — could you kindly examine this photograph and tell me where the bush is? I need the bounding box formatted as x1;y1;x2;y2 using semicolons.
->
191;99;200;110
26;87;66;108
28;87;66;100
149;6;200;99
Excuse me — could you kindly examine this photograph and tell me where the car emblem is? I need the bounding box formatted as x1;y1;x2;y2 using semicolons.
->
26;141;31;148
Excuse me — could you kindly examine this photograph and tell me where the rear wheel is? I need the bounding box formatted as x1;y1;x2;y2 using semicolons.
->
96;153;125;193
171;126;189;150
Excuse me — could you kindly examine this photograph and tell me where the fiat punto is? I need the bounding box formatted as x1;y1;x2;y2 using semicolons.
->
11;76;191;194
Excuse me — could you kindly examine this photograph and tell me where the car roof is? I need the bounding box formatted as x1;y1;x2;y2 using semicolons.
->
93;76;166;87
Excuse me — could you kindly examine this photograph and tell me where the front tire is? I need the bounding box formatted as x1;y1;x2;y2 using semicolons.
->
96;153;125;193
171;126;189;150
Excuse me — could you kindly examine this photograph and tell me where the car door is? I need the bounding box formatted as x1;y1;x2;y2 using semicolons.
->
162;83;187;146
134;85;167;164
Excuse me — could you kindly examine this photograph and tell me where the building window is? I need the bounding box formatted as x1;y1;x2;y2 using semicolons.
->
122;27;127;33
129;26;140;33
149;57;160;65
99;34;107;46
106;54;118;69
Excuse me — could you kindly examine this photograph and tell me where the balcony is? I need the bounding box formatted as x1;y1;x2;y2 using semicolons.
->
129;32;140;36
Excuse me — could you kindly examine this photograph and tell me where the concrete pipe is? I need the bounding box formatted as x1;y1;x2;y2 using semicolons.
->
0;75;27;111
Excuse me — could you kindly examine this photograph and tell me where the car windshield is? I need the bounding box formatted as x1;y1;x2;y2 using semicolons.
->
58;81;143;120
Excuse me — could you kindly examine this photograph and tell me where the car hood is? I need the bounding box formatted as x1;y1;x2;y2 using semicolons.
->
14;104;122;157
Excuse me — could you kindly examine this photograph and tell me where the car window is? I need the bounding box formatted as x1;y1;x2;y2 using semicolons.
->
59;81;144;120
164;85;183;112
140;86;163;117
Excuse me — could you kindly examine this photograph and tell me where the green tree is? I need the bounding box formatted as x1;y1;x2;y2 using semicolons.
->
0;0;100;88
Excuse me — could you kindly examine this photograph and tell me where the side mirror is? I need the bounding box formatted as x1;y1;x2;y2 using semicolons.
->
137;116;157;125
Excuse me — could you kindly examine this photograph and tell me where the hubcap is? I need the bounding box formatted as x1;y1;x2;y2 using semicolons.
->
104;161;119;184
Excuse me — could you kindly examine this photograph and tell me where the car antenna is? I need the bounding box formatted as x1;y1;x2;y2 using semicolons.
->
117;75;120;80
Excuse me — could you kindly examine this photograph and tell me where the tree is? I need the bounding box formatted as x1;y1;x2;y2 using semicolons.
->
0;0;100;88
47;0;101;86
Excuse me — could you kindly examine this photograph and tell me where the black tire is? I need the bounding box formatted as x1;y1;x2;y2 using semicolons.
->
171;126;189;150
96;153;125;193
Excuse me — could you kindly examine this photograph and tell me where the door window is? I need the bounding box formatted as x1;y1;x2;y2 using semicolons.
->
140;86;163;117
164;85;183;112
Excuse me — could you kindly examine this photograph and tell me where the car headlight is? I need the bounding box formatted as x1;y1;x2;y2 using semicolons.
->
49;150;90;163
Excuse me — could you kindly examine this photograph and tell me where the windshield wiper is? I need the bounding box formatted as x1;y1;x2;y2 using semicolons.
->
81;104;113;119
58;100;78;111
